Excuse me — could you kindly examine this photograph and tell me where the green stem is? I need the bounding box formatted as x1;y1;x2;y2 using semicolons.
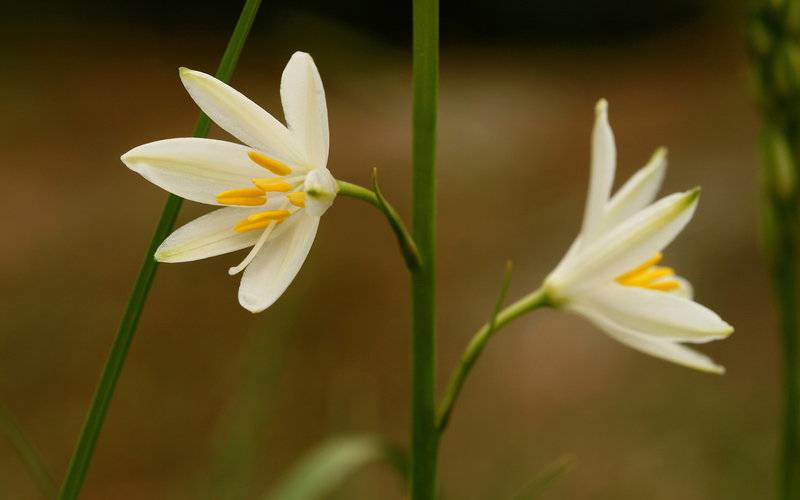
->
772;208;800;500
436;287;550;433
56;2;262;498
410;0;439;497
337;179;420;269
0;403;57;498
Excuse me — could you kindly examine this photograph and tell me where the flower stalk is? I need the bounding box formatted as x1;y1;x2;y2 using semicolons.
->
337;176;420;269
410;0;439;497
57;1;262;498
436;266;552;433
748;2;800;497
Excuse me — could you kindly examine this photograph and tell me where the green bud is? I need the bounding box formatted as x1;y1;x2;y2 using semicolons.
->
764;127;797;200
749;18;773;55
773;44;800;96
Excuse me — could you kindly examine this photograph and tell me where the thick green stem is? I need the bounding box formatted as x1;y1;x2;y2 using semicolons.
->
437;287;550;433
770;201;800;499
410;0;439;497
56;2;262;498
0;403;57;498
748;2;800;496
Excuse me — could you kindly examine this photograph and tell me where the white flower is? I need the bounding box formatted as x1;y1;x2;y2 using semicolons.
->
121;52;337;313
543;100;733;373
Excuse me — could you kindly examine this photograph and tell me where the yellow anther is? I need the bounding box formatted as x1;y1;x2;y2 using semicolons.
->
217;188;265;198
234;220;271;233
248;151;293;176
615;253;663;282
246;210;291;222
216;187;267;206
617;267;674;287
286;191;306;208
216;196;266;206
252;178;292;192
646;280;680;291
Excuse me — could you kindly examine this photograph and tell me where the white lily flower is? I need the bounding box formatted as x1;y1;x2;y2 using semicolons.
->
543;100;733;373
121;52;337;313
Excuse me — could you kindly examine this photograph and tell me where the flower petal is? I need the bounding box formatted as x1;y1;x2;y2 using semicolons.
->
601;147;667;232
155;206;265;263
580;99;616;243
281;52;329;169
238;212;320;312
570;305;725;373
549;188;699;295
122;138;271;205
669;275;694;300
179;68;306;167
570;283;733;343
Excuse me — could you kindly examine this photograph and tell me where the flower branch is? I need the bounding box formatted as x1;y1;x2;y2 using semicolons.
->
336;172;421;270
436;277;550;433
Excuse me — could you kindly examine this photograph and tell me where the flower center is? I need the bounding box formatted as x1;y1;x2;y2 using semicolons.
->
615;253;680;291
213;150;310;232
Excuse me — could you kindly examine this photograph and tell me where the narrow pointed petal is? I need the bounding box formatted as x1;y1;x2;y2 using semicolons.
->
155;206;265;263
280;52;329;169
570;283;733;343
122;138;270;205
179;68;306;167
550;189;699;295
238;212;320;313
580;99;616;243
601;147;667;231
571;306;725;373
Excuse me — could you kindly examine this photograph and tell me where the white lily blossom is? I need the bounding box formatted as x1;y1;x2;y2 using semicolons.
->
543;100;733;373
121;52;337;313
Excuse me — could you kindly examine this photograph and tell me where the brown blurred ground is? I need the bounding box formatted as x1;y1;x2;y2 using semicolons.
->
0;9;776;500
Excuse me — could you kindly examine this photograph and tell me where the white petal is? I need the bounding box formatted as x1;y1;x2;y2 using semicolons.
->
601;147;667;232
669;276;694;300
570;283;733;343
179;68;306;167
122;138;270;205
570;306;725;373
155;206;264;263
549;189;699;295
580;99;616;243
281;52;329;169
304;167;338;216
238;212;320;313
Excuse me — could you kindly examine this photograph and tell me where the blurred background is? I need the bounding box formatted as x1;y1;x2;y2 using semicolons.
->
0;0;772;498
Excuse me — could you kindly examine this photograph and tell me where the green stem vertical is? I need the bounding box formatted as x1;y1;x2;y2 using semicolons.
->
410;0;439;498
749;2;800;497
57;1;262;498
775;224;800;500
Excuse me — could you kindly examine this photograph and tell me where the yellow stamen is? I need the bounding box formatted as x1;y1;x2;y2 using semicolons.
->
286;191;306;208
617;267;674;287
216;196;266;206
615;253;663;282
216;188;267;206
234;220;272;233
252;178;293;192
217;188;265;198
615;253;683;293
246;210;291;222
248;151;293;176
646;280;680;291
